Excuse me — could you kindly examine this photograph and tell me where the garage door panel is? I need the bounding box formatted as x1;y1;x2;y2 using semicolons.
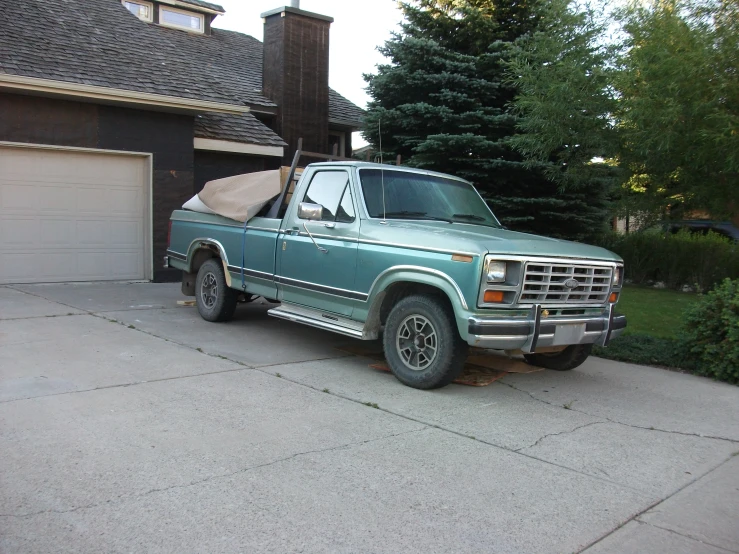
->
0;146;148;284
108;188;142;215
1;252;36;280
77;252;112;279
1;218;38;245
109;252;143;278
75;220;109;245
109;221;141;248
37;185;78;213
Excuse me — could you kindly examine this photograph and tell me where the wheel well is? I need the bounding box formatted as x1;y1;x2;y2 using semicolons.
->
378;282;454;326
191;246;220;273
181;246;222;297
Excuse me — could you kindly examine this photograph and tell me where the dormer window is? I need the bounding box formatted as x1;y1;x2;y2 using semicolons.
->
122;1;153;22
159;6;204;33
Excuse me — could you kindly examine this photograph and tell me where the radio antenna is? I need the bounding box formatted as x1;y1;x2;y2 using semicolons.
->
379;117;387;223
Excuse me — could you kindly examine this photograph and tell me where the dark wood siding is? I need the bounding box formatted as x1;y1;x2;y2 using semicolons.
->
0;94;98;148
194;151;281;194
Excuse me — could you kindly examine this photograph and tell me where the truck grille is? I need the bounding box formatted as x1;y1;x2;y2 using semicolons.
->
519;262;613;304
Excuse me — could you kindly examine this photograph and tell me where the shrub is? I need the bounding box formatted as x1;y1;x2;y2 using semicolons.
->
680;278;739;384
593;334;694;370
595;230;739;291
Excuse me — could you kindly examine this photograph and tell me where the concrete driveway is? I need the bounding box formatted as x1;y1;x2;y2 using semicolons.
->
1;282;737;554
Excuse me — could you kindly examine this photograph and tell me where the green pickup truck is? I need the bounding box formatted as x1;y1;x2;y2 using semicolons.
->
166;162;626;389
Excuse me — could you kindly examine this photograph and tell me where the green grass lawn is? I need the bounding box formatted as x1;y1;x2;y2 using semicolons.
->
616;285;699;339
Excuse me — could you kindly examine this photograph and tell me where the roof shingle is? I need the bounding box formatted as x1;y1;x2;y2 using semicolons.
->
195;113;286;147
176;0;225;13
0;0;365;146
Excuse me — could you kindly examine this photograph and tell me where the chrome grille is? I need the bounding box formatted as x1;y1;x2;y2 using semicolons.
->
519;262;613;304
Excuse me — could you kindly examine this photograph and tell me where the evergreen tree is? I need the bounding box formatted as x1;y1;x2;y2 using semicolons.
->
363;0;612;241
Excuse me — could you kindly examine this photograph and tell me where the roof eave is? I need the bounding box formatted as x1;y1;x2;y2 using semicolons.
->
160;0;225;16
328;118;363;130
194;137;284;157
0;74;248;115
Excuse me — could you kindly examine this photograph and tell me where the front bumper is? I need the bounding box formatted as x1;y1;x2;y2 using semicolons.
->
467;304;626;352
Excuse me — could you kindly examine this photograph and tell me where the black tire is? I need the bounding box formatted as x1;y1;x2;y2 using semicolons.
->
524;344;593;371
195;259;238;322
382;295;468;389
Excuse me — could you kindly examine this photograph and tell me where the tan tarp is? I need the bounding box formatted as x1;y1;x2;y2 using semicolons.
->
194;169;282;223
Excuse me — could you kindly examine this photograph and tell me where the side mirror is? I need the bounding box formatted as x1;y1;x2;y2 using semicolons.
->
298;202;323;221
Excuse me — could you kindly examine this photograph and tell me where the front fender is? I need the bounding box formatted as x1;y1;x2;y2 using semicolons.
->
364;266;471;340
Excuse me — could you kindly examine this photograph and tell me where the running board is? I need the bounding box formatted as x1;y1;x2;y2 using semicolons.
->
268;304;365;339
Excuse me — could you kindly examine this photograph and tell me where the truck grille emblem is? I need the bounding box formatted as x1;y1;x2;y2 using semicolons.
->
564;278;580;289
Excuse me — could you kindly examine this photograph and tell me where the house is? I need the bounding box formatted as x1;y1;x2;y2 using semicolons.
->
0;0;365;284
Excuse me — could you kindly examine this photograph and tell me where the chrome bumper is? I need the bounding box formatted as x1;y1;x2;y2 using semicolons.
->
467;304;626;352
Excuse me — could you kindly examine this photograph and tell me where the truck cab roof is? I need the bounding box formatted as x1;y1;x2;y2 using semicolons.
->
306;161;471;183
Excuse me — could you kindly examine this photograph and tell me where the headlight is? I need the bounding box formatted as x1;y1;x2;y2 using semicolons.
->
486;260;506;283
613;265;623;286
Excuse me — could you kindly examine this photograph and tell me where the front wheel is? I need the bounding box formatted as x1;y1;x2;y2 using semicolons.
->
524;344;593;371
195;259;238;322
382;295;468;389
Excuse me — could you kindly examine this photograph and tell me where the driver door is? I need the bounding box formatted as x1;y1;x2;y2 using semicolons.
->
277;169;360;317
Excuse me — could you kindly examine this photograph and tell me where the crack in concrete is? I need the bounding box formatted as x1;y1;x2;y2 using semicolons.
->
246;366;650;495
0;313;85;322
514;421;607;452
0;365;249;404
499;380;739;444
576;452;739;553
0;426;428;520
6;286;92;314
632;519;739;553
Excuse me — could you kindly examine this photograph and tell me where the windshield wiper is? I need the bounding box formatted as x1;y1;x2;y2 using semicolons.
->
383;211;453;223
452;213;486;221
452;213;501;228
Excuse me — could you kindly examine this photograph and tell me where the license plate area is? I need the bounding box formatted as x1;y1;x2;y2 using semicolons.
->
552;323;586;345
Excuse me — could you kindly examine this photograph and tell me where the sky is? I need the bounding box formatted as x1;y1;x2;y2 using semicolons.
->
212;1;405;148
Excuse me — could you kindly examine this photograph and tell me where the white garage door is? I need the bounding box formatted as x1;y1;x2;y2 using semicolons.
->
0;145;149;284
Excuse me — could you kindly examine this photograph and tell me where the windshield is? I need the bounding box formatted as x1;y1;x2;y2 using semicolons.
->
358;169;501;228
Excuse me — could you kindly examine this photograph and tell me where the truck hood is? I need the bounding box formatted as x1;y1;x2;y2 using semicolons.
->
360;220;622;262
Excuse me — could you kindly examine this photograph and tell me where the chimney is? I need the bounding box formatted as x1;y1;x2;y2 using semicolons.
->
261;4;333;162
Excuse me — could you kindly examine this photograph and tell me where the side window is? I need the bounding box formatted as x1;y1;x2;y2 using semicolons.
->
301;171;354;223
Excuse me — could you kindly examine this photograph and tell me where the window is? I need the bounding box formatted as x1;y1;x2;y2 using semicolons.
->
159;6;204;33
359;169;501;227
122;0;152;22
301;171;355;223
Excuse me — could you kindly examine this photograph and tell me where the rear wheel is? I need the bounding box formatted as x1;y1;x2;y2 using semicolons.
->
524;344;593;371
195;259;238;322
383;295;468;389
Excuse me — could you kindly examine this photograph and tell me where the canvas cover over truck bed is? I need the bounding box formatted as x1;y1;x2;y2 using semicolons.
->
182;169;282;223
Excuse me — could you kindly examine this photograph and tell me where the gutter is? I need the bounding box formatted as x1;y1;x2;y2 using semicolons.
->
0;74;249;115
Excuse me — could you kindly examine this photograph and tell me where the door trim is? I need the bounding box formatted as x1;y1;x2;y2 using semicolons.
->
0;141;154;281
275;275;368;301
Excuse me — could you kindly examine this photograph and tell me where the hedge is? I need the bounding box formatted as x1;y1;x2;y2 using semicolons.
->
595;229;739;291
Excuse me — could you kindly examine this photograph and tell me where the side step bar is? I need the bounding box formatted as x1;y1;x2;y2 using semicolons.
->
268;303;364;339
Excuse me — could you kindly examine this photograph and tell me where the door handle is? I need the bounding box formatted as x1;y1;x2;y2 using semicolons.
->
323;222;336;229
303;222;328;254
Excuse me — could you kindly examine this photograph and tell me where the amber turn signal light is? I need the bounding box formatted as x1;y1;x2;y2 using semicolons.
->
484;290;505;303
609;292;619;303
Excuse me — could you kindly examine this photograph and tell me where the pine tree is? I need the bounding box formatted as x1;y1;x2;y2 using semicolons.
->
363;0;612;241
